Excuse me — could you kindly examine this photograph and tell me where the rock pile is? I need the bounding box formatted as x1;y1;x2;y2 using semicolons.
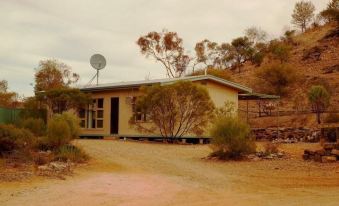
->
247;151;286;161
303;143;339;163
252;127;319;142
323;64;339;74
37;161;73;178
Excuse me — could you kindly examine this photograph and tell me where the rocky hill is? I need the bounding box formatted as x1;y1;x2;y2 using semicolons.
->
233;23;339;129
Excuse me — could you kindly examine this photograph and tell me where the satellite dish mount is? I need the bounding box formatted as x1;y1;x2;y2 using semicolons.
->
90;54;106;85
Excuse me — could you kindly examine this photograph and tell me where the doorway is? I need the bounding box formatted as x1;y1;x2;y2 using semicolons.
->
110;97;119;134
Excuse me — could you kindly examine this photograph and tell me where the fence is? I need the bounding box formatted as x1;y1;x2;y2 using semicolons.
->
0;107;22;124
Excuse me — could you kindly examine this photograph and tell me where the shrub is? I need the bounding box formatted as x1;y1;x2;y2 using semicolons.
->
46;112;80;148
268;41;292;63
55;145;89;163
131;81;215;141
251;51;265;66
0;124;35;154
54;112;80;138
209;117;255;160
20;118;46;136
255;64;297;96
46;118;71;149
263;142;280;155
32;152;53;165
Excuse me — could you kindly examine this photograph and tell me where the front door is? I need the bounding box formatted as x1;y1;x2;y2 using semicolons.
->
110;97;119;134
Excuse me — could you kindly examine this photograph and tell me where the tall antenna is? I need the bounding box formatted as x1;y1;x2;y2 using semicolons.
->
90;54;106;85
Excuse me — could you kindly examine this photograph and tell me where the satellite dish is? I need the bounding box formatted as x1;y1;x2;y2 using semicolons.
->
90;54;106;70
90;54;106;85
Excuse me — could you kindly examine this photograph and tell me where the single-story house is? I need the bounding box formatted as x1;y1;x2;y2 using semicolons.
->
79;75;252;141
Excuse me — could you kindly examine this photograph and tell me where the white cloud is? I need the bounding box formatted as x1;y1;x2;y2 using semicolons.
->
0;0;328;96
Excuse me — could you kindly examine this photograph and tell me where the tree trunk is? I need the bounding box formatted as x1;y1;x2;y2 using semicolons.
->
316;112;321;124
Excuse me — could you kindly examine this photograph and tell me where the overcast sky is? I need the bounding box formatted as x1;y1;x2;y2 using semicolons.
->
0;0;328;96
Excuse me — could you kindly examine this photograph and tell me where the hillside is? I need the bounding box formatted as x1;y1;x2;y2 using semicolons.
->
233;23;339;129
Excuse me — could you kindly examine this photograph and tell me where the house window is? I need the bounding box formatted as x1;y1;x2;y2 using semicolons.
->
98;98;104;108
97;120;103;128
79;98;104;129
97;110;104;118
130;96;148;122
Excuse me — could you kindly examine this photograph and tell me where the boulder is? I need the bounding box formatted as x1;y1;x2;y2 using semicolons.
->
331;149;339;157
321;156;337;163
303;154;310;160
315;149;326;156
314;154;322;162
323;143;336;150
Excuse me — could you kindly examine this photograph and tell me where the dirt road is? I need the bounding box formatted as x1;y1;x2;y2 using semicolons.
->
1;140;339;206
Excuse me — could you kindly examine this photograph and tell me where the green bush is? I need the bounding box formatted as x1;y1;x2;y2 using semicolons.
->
53;112;80;138
55;144;89;163
20;118;46;136
46;118;71;148
46;112;80;148
0;124;35;154
209;117;255;160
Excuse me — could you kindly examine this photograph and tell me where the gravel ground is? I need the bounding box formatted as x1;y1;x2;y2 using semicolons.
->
1;140;339;206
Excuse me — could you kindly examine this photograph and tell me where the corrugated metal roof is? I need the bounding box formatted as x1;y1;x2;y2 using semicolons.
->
79;75;252;93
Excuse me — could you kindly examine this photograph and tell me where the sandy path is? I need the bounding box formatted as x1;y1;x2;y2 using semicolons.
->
1;140;339;206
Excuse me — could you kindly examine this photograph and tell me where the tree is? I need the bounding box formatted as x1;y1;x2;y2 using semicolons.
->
34;59;85;118
308;85;330;124
291;1;316;32
268;40;292;63
244;27;268;44
189;67;232;81
255;64;297;96
194;40;226;70
130;81;215;142
34;59;79;93
137;30;190;78
0;80;17;108
19;97;47;121
320;0;339;23
230;37;254;72
36;88;91;115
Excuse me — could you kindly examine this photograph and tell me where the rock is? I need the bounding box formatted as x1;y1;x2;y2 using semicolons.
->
277;152;284;158
314;154;322;162
331;149;339;156
247;154;257;159
37;165;52;171
322;27;339;39
304;149;315;155
315;149;326;156
323;64;339;74
264;154;274;159
303;154;310;160
321;156;337;163
324;143;335;150
302;46;324;61
256;151;265;158
49;162;68;171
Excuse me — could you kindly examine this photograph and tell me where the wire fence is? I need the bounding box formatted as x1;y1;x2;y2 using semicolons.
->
238;109;339;118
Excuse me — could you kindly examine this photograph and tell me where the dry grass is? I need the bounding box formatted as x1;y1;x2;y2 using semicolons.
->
293;23;334;49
